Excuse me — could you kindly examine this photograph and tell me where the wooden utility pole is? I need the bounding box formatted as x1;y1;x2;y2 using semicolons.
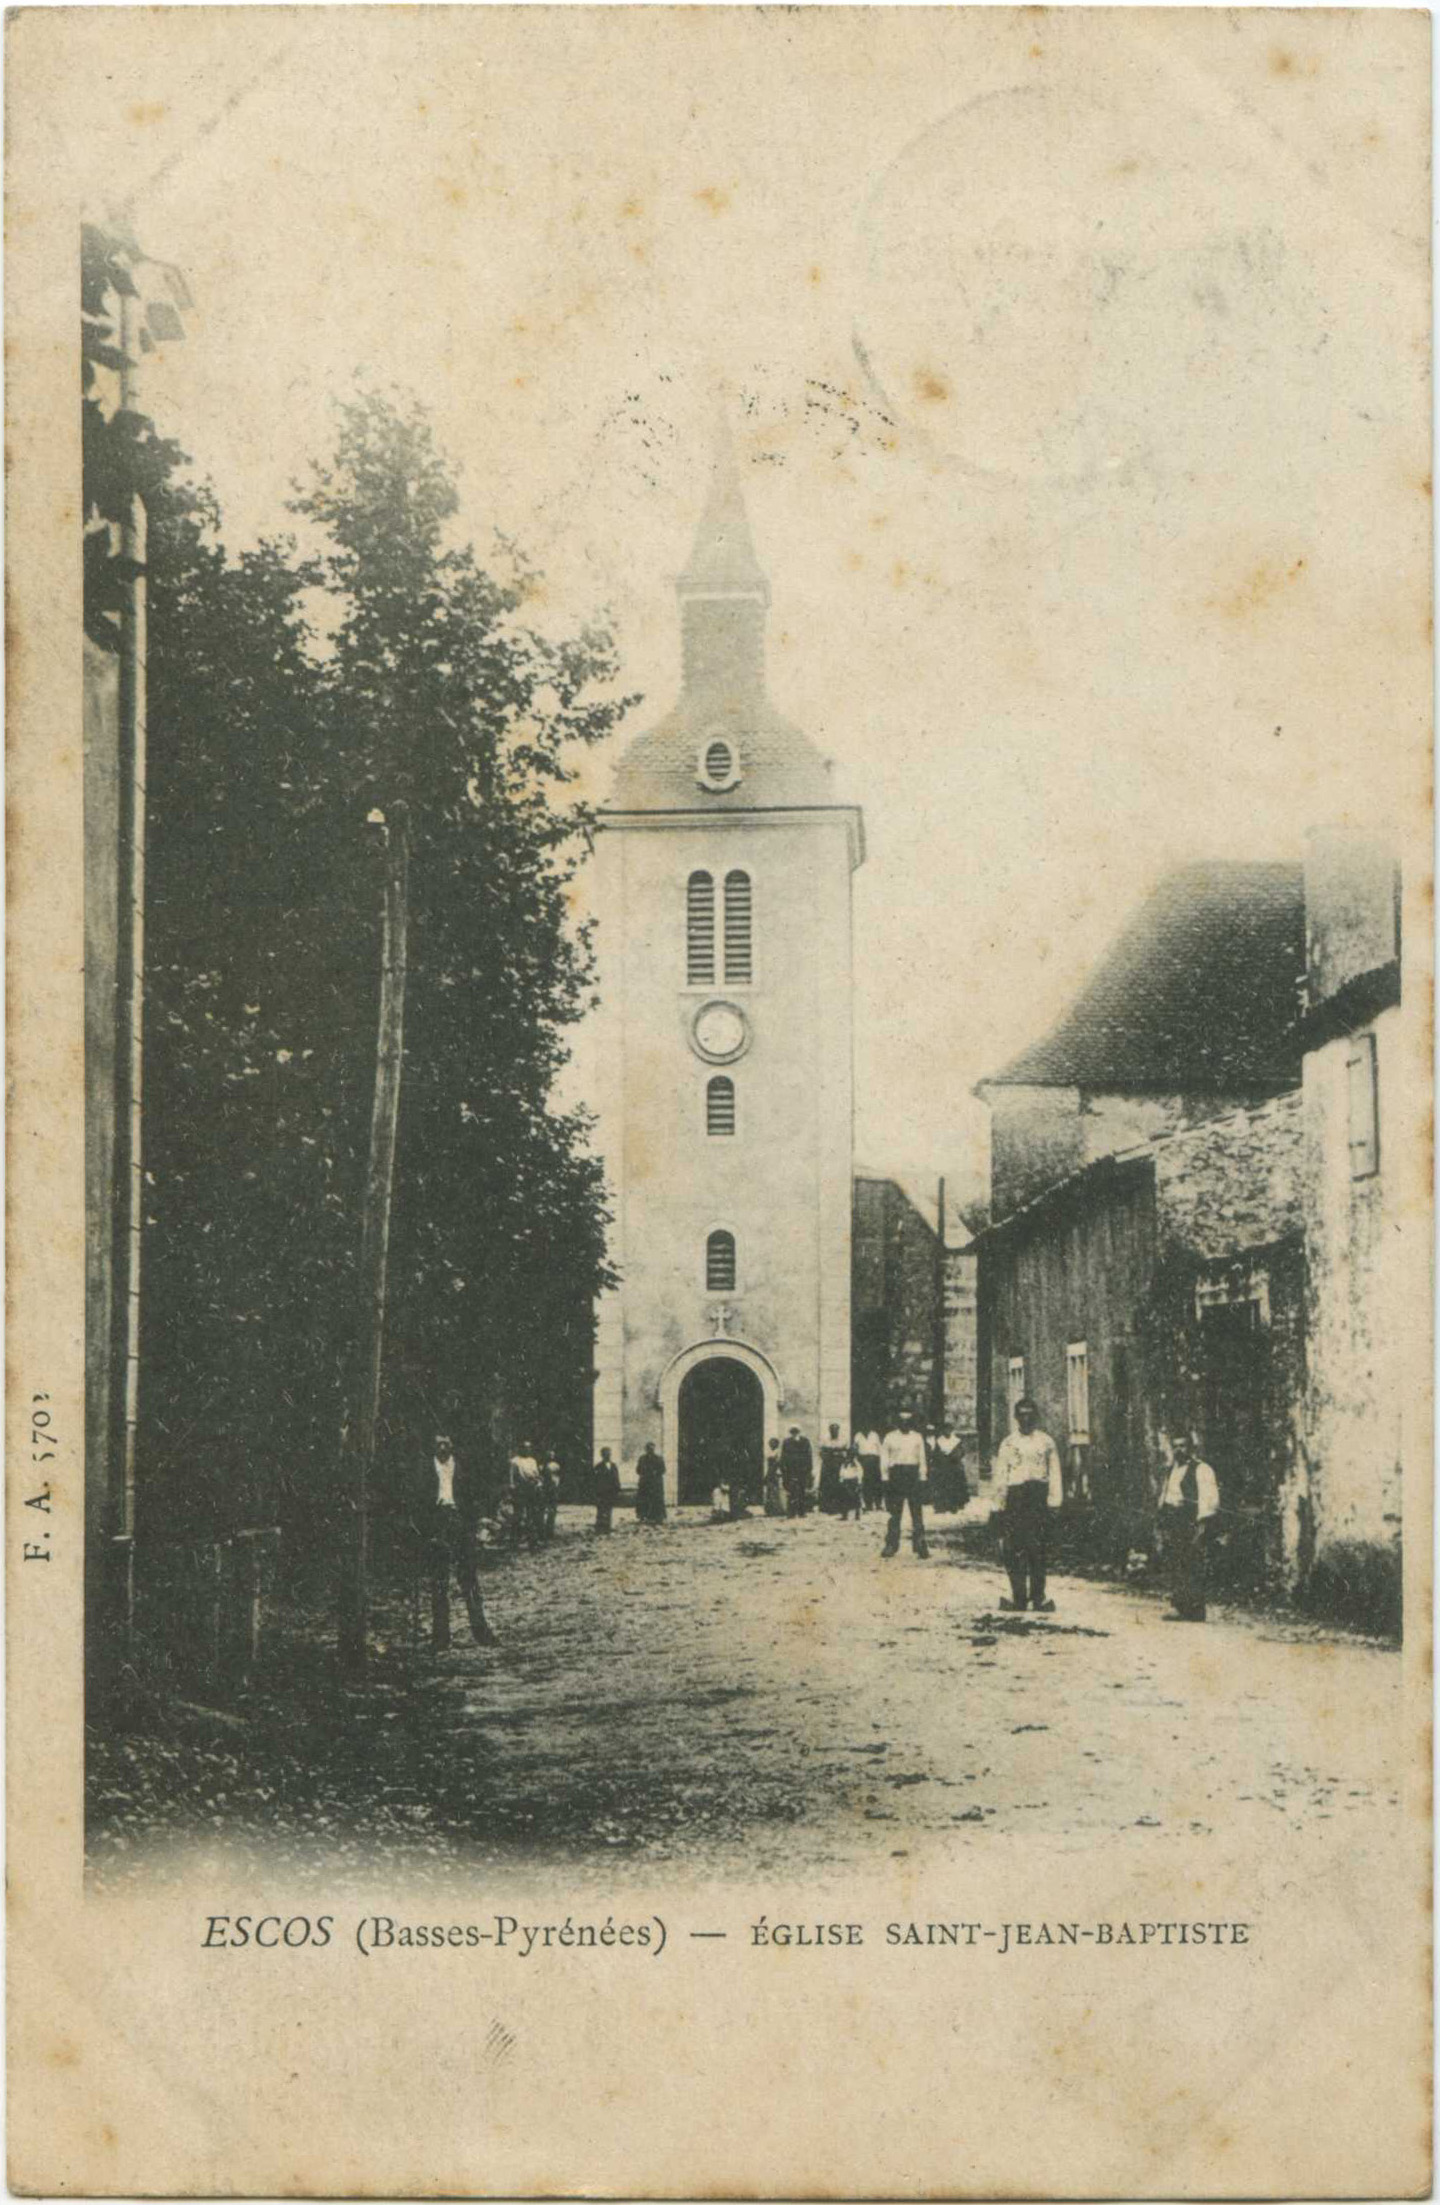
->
934;1175;947;1427
338;803;410;1680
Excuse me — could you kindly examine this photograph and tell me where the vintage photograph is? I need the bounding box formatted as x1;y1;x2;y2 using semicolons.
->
11;5;1432;2195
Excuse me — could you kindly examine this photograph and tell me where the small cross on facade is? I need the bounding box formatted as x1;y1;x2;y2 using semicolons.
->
707;1301;736;1336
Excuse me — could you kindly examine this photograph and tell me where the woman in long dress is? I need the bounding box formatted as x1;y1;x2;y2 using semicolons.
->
634;1442;668;1526
763;1439;785;1518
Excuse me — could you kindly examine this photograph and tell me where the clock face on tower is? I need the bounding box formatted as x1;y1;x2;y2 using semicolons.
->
691;1000;749;1064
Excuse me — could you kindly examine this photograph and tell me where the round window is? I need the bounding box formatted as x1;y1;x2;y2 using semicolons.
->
696;735;742;792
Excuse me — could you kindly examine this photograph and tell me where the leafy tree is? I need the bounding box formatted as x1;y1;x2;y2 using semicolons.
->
290;392;629;1494
136;386;628;1576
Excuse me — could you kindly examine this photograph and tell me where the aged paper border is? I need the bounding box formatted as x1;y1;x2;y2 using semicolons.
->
6;6;1434;2196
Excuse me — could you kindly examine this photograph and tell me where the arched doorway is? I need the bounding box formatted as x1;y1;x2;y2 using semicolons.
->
677;1357;765;1506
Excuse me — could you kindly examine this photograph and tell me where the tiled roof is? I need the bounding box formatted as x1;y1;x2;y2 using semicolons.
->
608;695;835;811
981;862;1305;1092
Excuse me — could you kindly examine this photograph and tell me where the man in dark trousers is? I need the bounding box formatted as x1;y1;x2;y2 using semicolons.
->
1158;1430;1221;1621
414;1431;498;1649
880;1407;930;1558
993;1397;1063;1612
780;1425;814;1517
592;1446;621;1534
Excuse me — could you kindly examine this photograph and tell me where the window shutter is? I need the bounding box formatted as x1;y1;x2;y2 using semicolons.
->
706;1076;736;1136
687;871;715;985
1066;1343;1090;1443
706;1230;737;1292
723;869;752;983
705;739;733;783
1348;1033;1379;1178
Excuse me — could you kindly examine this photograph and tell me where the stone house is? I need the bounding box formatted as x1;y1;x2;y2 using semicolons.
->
974;861;1312;1589
1297;830;1411;1630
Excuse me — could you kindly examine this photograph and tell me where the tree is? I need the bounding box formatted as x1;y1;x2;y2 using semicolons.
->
136;386;629;1601
290;391;629;1494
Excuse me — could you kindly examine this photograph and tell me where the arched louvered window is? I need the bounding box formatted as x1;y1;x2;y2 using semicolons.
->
723;869;752;984
706;1229;737;1292
687;870;716;985
705;738;734;783
706;1075;736;1137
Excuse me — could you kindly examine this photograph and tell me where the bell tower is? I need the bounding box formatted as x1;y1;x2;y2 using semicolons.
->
590;423;865;1505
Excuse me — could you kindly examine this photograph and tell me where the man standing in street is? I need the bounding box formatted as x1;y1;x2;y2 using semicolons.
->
1158;1429;1221;1621
993;1397;1063;1612
414;1431;498;1649
592;1446;621;1535
880;1407;930;1559
780;1424;814;1518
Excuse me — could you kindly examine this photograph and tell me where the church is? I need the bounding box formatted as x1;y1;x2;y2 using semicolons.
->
589;430;866;1504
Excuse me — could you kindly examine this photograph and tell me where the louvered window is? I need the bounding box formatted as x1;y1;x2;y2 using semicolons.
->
705;739;733;783
687;870;715;985
706;1076;736;1137
723;869;752;983
706;1229;737;1292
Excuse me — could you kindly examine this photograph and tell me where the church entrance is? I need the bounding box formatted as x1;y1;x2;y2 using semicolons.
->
677;1356;764;1506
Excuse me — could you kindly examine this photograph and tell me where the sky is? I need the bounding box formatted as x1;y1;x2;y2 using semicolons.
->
56;6;1430;1203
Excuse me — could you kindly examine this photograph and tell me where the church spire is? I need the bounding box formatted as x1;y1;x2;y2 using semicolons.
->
677;407;770;699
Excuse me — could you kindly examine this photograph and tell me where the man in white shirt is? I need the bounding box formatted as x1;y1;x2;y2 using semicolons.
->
416;1432;497;1649
854;1428;884;1512
993;1397;1064;1612
1158;1431;1221;1622
880;1408;930;1559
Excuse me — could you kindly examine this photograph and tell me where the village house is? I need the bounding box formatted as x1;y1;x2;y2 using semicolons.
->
973;862;1311;1592
973;845;1412;1626
1297;829;1410;1630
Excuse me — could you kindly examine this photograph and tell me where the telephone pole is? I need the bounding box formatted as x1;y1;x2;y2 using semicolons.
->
338;803;410;1680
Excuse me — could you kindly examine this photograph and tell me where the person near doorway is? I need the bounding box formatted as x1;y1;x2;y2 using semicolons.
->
838;1440;863;1522
414;1432;498;1649
540;1457;562;1541
994;1397;1063;1611
818;1424;850;1515
635;1440;668;1525
592;1446;621;1534
854;1427;884;1512
931;1420;967;1512
727;1444;752;1521
763;1438;785;1517
780;1425;813;1517
880;1409;930;1559
508;1439;544;1550
1158;1430;1221;1621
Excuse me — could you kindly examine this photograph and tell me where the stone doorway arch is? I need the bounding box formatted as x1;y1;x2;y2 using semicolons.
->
656;1339;783;1508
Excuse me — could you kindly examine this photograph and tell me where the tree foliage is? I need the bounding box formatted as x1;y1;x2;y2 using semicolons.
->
132;378;628;1556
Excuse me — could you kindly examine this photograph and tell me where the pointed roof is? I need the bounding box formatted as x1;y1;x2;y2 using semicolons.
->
676;411;770;603
606;411;841;817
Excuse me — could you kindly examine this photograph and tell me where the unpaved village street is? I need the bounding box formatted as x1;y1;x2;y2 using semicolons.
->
90;1504;1404;1891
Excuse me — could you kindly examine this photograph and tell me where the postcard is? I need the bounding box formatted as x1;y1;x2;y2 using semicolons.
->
7;6;1432;2195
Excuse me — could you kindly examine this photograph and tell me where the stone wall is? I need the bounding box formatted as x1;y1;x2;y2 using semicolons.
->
1152;1090;1305;1260
943;1247;979;1441
852;1176;942;1429
1301;1003;1405;1627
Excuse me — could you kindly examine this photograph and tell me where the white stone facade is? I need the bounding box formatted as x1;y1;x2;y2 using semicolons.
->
590;431;863;1502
